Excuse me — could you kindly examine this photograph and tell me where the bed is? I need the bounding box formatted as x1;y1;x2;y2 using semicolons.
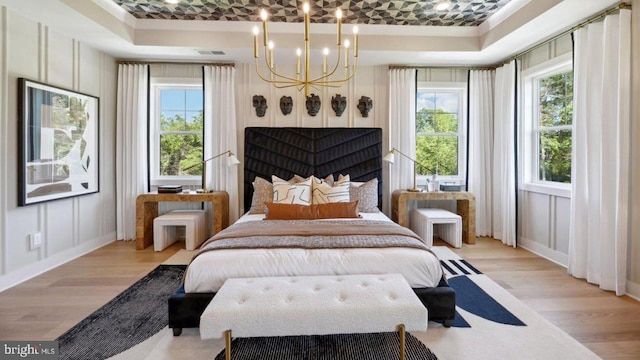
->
168;127;456;336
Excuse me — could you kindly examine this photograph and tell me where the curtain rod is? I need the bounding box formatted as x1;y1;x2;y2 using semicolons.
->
492;1;631;67
117;60;235;67
388;65;494;71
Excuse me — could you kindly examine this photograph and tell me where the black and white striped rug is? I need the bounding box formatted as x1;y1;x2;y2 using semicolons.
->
214;332;437;360
56;265;186;360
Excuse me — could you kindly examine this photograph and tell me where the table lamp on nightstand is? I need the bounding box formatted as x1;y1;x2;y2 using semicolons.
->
183;150;240;193
383;148;430;192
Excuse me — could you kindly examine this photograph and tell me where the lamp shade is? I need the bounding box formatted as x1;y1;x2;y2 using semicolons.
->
227;154;241;167
383;151;395;164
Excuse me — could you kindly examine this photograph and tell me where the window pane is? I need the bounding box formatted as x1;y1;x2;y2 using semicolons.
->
434;92;460;114
161;112;187;131
161;89;185;111
538;129;572;183
185;111;203;125
538;71;573;127
185;90;203;111
417;92;436;111
416;135;458;176
159;134;203;176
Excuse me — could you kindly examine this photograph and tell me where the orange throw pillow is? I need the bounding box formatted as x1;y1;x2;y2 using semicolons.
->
264;202;316;220
263;201;360;220
315;201;360;219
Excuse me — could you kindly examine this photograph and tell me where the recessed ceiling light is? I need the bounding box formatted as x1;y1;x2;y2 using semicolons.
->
435;0;452;11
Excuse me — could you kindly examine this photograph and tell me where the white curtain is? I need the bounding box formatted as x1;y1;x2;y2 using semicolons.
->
493;60;518;247
386;68;416;214
203;65;240;224
468;70;495;237
569;10;631;295
115;64;149;241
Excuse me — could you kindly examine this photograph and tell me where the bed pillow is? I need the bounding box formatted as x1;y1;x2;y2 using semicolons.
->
263;202;316;220
312;174;350;204
293;174;334;186
272;175;312;205
263;201;360;220
315;201;360;219
249;176;274;214
350;178;380;213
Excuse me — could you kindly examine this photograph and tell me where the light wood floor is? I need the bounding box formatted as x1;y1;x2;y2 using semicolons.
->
1;237;639;359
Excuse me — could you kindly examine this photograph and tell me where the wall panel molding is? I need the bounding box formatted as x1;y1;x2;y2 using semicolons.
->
0;7;118;289
1;6;8;275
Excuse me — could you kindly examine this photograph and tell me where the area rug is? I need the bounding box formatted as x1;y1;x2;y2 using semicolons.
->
58;247;602;360
56;265;186;360
212;333;436;360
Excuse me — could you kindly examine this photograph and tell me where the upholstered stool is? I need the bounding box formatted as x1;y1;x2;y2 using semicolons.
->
200;274;428;360
153;210;206;251
410;208;462;248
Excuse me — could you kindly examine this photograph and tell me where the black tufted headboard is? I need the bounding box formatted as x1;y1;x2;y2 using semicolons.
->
244;127;383;212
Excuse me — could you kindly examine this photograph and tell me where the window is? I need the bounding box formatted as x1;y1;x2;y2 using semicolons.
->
150;80;203;186
416;83;466;183
522;55;573;193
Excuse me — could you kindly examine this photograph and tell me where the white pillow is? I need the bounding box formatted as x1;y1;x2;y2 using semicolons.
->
272;175;312;205
312;174;350;204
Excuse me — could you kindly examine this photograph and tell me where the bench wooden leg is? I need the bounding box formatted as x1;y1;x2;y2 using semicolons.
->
397;324;405;360
225;330;232;360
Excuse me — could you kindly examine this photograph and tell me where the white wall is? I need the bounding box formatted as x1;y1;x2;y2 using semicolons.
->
517;34;573;265
0;7;118;291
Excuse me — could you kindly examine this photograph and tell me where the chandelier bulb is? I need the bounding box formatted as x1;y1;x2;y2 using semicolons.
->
303;2;310;13
260;9;268;21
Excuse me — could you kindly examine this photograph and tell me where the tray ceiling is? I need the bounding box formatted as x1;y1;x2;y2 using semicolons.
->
112;0;513;26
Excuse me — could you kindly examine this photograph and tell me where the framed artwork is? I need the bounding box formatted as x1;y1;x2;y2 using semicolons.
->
18;78;100;206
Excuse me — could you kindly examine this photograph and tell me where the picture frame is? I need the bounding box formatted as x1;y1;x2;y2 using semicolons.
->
18;78;100;206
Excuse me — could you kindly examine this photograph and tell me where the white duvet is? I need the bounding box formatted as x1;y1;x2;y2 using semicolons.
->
184;212;443;292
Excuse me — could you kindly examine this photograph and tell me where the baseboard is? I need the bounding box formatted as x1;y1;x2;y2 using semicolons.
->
625;280;640;301
0;232;116;292
518;236;568;268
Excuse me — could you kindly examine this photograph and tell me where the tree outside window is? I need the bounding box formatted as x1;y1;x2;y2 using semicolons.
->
158;88;203;177
536;71;573;183
416;90;462;177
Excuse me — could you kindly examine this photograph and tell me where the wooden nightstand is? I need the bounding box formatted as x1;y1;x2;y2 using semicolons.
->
391;189;476;245
135;191;229;250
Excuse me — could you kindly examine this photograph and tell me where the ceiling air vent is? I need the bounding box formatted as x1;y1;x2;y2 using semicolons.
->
196;49;225;56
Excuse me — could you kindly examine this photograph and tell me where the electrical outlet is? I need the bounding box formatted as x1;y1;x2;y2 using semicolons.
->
29;232;42;250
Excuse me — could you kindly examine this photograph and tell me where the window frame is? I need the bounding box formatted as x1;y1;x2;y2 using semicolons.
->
149;78;203;187
415;82;468;187
521;54;572;197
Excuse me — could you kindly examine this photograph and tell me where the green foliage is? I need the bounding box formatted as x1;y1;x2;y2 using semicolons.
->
159;111;203;176
538;71;573;183
415;108;459;176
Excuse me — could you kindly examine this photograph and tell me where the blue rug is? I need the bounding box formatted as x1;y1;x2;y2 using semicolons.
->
441;258;526;328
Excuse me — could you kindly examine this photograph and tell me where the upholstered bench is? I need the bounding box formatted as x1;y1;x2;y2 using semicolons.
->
410;208;462;248
200;274;428;360
153;210;206;251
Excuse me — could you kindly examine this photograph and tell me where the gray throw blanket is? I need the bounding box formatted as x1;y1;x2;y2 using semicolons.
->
191;220;433;263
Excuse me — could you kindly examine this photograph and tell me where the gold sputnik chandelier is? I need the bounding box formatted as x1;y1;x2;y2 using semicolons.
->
252;2;359;97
